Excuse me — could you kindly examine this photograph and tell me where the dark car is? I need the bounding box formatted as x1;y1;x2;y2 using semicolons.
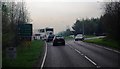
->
53;35;65;46
46;34;54;42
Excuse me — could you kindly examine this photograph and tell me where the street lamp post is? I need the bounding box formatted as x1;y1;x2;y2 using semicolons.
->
83;22;84;35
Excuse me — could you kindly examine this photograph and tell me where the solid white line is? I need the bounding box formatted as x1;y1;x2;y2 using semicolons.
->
87;44;120;53
40;41;47;69
113;50;120;53
104;47;112;51
84;56;97;66
99;46;120;53
104;47;120;54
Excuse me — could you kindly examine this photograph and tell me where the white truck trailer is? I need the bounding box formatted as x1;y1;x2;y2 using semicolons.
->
38;27;54;40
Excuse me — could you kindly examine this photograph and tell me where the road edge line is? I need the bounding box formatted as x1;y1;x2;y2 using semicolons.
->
94;44;120;54
77;41;120;54
40;41;47;69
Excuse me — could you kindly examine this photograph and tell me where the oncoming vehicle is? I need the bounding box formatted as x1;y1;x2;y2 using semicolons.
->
75;34;84;41
38;27;54;40
46;33;54;42
53;35;65;46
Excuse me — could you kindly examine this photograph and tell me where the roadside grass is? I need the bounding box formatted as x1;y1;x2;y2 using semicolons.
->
64;36;74;40
84;35;96;38
64;35;96;40
2;40;44;67
84;38;120;50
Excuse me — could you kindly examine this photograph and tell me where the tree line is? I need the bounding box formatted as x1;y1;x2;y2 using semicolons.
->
72;17;105;36
2;1;30;49
58;1;120;42
58;17;105;36
101;1;120;41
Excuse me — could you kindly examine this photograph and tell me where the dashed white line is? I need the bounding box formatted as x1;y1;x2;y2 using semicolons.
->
67;43;100;68
75;49;84;56
75;49;82;54
81;53;84;55
40;41;47;69
84;56;97;66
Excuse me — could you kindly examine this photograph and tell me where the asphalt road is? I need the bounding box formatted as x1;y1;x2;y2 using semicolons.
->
43;40;120;68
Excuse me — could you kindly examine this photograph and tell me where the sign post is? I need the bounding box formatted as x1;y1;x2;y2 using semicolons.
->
18;24;32;41
6;47;16;59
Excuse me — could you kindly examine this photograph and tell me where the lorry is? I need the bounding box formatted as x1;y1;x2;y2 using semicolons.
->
39;27;54;41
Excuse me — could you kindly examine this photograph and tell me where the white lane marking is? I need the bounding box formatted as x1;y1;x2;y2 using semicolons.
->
103;47;112;51
67;43;100;67
41;41;47;69
68;45;73;49
68;44;82;54
75;49;84;55
96;66;101;68
75;49;82;54
113;50;120;53
81;53;84;55
77;41;120;54
94;44;120;54
84;56;97;66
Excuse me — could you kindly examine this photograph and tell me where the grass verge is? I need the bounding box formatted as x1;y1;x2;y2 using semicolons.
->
2;40;44;67
84;35;96;38
84;38;120;50
64;35;96;40
64;36;74;40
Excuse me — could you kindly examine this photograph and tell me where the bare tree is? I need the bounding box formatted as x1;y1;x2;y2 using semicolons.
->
2;1;30;49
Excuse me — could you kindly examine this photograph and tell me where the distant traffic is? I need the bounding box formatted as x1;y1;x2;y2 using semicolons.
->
33;27;86;46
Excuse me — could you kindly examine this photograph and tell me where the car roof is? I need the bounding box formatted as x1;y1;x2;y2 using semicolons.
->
55;35;63;37
55;35;64;38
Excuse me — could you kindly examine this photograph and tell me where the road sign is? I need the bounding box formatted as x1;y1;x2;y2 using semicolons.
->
18;24;32;41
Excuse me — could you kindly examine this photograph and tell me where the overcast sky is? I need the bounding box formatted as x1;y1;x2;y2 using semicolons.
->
25;0;104;34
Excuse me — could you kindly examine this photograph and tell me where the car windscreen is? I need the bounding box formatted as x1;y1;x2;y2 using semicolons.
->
48;35;54;38
76;35;82;37
56;36;64;39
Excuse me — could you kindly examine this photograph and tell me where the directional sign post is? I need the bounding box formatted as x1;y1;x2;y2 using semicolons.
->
6;47;16;59
18;24;32;41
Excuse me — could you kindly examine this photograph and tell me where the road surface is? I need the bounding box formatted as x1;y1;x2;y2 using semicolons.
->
42;40;120;68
